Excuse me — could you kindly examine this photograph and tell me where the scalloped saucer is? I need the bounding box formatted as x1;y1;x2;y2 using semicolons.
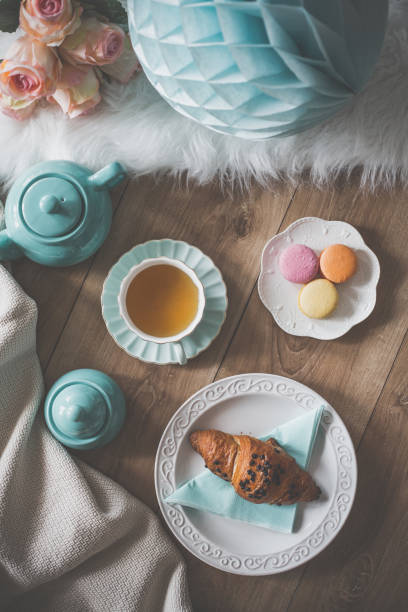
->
258;217;380;340
155;373;357;575
101;239;228;364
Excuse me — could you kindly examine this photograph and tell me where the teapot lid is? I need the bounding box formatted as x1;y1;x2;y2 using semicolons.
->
51;383;108;439
22;176;83;237
44;369;126;449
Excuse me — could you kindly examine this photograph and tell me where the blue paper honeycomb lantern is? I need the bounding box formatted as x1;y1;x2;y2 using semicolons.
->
128;0;388;140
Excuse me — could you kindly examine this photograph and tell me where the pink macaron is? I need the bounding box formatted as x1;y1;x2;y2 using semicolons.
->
279;244;319;284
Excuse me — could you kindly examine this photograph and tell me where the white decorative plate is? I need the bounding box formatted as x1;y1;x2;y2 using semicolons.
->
258;217;380;340
155;373;357;575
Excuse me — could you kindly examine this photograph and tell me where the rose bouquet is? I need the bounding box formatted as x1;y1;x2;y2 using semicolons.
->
0;0;141;120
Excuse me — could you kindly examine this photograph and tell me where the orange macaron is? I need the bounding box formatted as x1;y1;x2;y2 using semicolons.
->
320;244;357;283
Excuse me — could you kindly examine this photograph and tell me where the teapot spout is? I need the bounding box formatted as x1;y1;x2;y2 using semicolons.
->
0;230;23;261
88;162;126;191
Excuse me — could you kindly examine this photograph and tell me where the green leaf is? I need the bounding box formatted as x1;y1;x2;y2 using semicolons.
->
82;0;128;25
0;0;20;33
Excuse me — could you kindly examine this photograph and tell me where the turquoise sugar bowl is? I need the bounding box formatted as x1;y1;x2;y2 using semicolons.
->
0;160;126;266
44;369;126;450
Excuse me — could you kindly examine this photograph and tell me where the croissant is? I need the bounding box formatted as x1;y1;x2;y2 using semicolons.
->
190;429;320;505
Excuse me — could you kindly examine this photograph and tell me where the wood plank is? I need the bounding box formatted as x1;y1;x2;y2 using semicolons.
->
12;182;128;367
44;176;295;495
14;172;408;612
41;177;294;612
288;330;408;612
218;178;408;444
207;178;408;612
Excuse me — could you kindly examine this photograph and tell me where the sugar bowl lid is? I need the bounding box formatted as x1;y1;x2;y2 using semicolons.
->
44;369;126;449
22;176;83;238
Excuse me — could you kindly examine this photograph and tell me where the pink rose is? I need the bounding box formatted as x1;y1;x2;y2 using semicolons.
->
20;0;82;47
99;35;142;84
61;18;125;66
48;63;101;118
0;36;61;101
0;92;38;121
31;0;65;18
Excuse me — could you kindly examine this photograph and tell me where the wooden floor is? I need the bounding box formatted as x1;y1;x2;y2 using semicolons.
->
12;174;408;612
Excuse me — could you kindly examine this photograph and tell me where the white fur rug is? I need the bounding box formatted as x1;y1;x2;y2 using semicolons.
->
0;0;407;190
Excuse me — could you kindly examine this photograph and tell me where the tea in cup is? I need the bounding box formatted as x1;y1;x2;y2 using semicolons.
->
118;256;205;364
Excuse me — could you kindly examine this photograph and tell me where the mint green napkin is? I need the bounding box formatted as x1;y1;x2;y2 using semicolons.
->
166;406;323;533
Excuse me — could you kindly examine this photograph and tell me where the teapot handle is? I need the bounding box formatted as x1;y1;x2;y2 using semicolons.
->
88;162;127;191
0;230;23;261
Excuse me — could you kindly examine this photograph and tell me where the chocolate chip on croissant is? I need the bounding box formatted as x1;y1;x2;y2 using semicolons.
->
189;429;320;505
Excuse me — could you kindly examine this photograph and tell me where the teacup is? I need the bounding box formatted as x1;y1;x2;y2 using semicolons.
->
118;256;206;365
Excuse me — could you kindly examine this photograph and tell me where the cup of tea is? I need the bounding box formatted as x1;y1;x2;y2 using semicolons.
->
118;256;206;365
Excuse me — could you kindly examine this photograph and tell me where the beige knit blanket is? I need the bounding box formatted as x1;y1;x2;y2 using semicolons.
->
0;266;191;612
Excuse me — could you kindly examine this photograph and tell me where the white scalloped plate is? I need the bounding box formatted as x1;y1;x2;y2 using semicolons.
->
258;217;380;340
155;373;357;575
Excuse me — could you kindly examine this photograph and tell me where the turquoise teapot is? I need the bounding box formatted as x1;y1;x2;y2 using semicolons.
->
0;160;126;266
